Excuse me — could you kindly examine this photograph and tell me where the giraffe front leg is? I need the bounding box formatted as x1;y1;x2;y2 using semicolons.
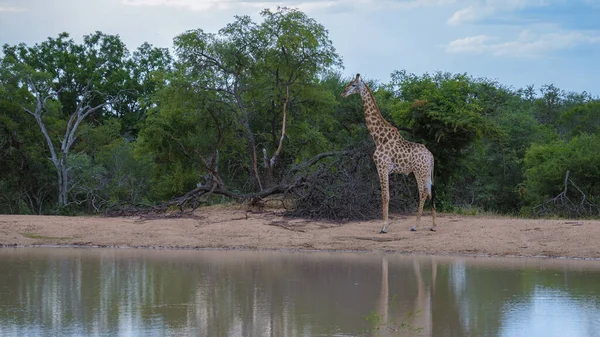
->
380;195;389;234
378;168;390;234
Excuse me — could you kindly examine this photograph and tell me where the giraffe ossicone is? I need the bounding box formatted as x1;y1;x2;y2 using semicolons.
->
341;74;437;232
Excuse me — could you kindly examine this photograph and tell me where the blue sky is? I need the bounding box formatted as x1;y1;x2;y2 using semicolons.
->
1;0;600;95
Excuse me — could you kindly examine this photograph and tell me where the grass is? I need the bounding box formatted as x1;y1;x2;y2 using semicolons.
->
20;232;71;240
364;310;424;335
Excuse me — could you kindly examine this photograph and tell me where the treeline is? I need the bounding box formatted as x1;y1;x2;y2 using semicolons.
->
1;8;599;217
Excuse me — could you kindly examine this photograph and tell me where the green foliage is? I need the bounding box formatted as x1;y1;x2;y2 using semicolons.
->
558;101;600;138
523;133;600;207
0;78;56;213
1;31;171;210
118;42;172;136
67;153;106;211
3;32;128;119
156;7;342;192
60;138;154;211
384;71;499;209
136;77;233;199
364;308;424;335
0;9;598;217
76;118;121;155
96;139;153;206
534;84;564;127
453;91;559;213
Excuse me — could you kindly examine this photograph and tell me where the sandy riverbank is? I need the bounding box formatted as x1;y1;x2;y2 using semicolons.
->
1;205;599;259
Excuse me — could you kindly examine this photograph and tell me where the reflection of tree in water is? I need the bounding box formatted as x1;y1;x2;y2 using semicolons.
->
371;257;600;336
2;250;600;336
439;262;535;335
0;250;387;336
432;260;600;336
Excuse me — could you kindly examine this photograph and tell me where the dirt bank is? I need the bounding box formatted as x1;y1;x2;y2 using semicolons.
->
1;205;599;259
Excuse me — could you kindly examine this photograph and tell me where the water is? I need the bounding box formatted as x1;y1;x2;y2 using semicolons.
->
0;248;599;337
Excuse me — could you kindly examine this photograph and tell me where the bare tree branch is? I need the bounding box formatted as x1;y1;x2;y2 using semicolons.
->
534;170;600;218
104;148;347;218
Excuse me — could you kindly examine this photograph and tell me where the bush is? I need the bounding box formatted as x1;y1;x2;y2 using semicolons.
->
289;142;421;220
523;133;600;216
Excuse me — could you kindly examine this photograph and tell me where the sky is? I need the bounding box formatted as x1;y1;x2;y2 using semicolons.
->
1;0;600;95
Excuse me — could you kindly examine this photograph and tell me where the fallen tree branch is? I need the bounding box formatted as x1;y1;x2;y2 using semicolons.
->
105;145;414;221
104;150;344;218
533;170;600;218
286;151;349;176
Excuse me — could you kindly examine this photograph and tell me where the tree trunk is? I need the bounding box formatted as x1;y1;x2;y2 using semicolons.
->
245;130;263;191
263;85;289;188
233;86;263;191
57;155;69;207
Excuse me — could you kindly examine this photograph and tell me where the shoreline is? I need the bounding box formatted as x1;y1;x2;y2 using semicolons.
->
1;205;600;260
3;243;600;262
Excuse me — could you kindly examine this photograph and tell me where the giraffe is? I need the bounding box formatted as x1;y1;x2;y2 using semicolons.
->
341;74;437;232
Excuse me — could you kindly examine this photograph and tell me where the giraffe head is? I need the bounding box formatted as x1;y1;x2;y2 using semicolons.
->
341;73;363;97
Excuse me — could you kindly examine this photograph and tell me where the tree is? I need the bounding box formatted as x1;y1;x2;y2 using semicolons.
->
523;134;600;216
136;74;233;200
116;42;172;138
524;134;600;203
558;101;600;139
0;79;56;213
458;88;557;213
385;71;497;199
169;7;341;192
1;32;169;208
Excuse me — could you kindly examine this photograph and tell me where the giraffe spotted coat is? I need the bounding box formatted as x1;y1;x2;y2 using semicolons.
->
342;74;437;233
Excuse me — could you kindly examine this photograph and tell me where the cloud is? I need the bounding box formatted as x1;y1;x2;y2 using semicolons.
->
445;34;493;53
448;0;550;25
0;6;28;12
445;29;600;56
392;0;457;7
121;0;455;13
121;0;353;12
122;0;248;11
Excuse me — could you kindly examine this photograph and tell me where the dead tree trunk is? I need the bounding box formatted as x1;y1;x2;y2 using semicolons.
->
23;81;116;207
263;85;289;187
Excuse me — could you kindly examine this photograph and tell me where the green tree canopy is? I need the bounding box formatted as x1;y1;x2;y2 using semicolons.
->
144;6;342;195
1;31;170;209
385;70;498;189
524;134;600;204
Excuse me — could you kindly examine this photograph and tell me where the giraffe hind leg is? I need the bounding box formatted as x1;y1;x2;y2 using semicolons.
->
412;175;429;232
412;191;427;232
377;166;390;234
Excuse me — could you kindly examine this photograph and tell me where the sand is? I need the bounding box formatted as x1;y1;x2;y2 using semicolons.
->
1;205;599;259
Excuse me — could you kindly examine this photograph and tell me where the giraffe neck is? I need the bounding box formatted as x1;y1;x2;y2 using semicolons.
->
359;84;404;144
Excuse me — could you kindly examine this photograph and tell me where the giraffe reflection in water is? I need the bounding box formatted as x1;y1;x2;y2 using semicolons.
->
376;256;437;336
4;249;600;336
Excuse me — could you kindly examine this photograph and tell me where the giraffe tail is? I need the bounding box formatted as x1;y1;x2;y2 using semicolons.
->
430;183;436;210
427;159;436;210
